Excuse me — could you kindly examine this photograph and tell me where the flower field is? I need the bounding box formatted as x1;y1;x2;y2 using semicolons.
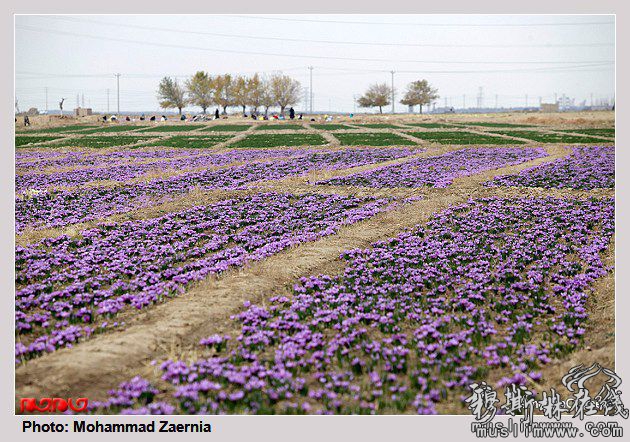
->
14;118;616;416
318;148;546;188
16;148;416;231
488;146;614;190
87;196;614;414
16;192;396;362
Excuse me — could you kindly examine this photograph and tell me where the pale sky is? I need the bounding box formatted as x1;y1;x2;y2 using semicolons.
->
15;14;615;113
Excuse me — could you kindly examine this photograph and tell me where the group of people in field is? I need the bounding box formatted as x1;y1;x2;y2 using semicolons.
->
18;106;306;127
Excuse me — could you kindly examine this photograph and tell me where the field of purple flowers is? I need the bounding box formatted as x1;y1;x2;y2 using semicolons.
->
87;197;614;415
487;146;614;190
16;148;416;232
15;148;329;194
317;148;546;188
15;148;329;173
16;192;397;363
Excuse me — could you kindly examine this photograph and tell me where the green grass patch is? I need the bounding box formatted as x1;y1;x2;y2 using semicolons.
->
136;125;205;133
45;136;158;148
491;130;607;143
19;125;100;134
15;135;66;147
403;123;455;129
230;134;327;148
408;131;525;145
201;125;252;132
140;135;231;149
458;122;536;128
309;124;353;130
74;125;142;134
351;123;402;129
557;128;615;138
334;133;416;146
254;124;306;131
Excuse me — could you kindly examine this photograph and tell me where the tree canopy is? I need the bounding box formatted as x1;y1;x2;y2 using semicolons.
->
400;80;439;114
157;77;187;114
357;83;392;114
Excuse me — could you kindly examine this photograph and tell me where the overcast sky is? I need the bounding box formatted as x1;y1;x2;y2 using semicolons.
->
15;14;615;113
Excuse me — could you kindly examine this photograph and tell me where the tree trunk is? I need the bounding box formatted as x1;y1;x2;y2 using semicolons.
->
178;107;182;115
419;105;423;114
265;106;269;117
222;105;227;115
242;105;246;115
379;106;383;114
280;105;286;116
202;107;207;114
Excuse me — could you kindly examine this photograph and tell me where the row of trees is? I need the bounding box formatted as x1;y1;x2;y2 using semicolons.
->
358;80;439;114
157;72;302;115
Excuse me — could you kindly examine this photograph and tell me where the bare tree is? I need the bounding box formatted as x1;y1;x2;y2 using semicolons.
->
186;71;214;114
270;74;301;116
400;80;439;114
357;83;392;114
213;74;233;115
157;76;187;115
246;73;263;113
231;76;250;115
259;77;276;117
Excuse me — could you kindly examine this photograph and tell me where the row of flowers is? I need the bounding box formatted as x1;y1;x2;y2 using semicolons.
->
16;149;415;232
87;196;614;414
16;148;417;194
16;192;397;363
486;146;614;190
316;148;547;188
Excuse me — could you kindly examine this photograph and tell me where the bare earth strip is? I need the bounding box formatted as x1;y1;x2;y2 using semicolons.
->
16;144;600;404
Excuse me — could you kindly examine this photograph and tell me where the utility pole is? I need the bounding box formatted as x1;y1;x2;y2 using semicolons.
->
107;89;110;113
390;70;395;114
308;66;313;114
477;87;483;108
45;87;48;112
81;93;85;108
115;73;121;115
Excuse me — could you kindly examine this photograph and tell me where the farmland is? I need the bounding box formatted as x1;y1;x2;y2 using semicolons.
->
14;112;615;416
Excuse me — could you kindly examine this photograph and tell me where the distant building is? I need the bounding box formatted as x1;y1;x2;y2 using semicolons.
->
74;107;93;117
540;103;559;113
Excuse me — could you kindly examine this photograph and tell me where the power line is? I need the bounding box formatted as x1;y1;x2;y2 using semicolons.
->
16;25;614;66
44;16;614;49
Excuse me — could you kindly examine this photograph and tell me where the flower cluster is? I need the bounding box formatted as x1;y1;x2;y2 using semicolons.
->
317;148;546;188
89;197;614;415
487;146;614;190
16;149;415;231
16;192;395;362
